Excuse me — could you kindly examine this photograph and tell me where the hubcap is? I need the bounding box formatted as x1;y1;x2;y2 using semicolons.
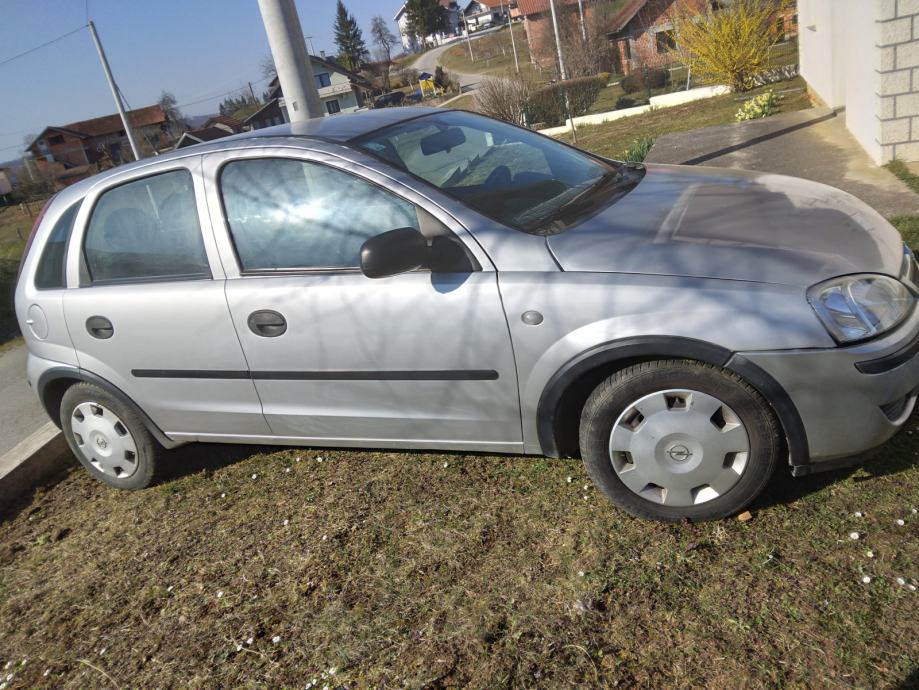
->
70;402;139;479
609;389;750;507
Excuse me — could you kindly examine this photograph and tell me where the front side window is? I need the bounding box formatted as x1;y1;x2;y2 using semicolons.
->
219;158;420;271
354;110;627;234
84;169;210;283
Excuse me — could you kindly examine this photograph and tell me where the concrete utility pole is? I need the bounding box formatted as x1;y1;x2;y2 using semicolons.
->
499;0;519;73
577;0;587;42
461;11;475;61
547;0;577;143
257;0;322;121
88;21;141;161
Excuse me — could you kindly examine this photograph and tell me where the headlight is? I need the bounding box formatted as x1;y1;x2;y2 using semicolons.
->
807;274;914;344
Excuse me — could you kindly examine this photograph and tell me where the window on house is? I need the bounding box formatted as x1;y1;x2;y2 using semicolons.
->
326;99;341;115
655;30;676;53
83;169;210;283
315;72;332;88
622;38;632;61
219;158;421;271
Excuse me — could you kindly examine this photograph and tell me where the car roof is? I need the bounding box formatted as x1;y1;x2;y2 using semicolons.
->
50;107;444;206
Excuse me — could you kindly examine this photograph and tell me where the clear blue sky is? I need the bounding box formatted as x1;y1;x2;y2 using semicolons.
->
0;0;399;160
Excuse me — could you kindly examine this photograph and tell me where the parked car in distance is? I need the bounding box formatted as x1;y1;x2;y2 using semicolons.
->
15;108;919;521
373;91;406;109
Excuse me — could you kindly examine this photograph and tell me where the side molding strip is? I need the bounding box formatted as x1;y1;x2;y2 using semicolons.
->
132;369;500;381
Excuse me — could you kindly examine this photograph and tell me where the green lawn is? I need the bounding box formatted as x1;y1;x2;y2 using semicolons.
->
0;433;916;687
567;77;812;159
439;24;540;81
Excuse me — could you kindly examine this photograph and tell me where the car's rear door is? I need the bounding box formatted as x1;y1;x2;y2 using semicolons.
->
202;146;522;451
62;155;270;438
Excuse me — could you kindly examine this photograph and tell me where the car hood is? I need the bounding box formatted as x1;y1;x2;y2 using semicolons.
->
546;164;904;287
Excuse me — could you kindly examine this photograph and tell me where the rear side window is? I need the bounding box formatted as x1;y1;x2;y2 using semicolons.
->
84;169;210;283
34;201;80;289
219;158;420;271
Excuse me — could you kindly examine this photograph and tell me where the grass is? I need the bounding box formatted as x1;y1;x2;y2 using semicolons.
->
0;203;37;343
0;432;917;687
439;24;540;81
566;77;812;159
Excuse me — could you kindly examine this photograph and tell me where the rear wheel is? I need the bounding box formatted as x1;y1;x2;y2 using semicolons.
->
579;360;781;522
60;382;161;489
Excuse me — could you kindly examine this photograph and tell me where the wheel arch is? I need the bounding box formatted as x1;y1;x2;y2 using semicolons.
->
37;367;181;449
535;336;809;468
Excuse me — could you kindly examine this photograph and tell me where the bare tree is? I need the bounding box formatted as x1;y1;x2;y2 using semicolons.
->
260;52;278;81
474;77;533;126
370;15;397;91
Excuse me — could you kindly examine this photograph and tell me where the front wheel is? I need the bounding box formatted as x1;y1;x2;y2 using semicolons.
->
579;360;781;522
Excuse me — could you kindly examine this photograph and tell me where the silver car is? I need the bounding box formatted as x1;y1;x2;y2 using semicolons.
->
15;108;919;521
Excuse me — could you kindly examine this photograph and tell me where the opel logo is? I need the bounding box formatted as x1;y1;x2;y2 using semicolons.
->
668;444;692;463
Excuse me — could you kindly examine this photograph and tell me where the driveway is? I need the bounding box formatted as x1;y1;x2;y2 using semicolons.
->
411;28;504;93
646;106;919;218
0;340;49;457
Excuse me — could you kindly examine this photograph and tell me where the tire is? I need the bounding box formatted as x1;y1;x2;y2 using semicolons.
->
579;360;781;522
60;382;162;489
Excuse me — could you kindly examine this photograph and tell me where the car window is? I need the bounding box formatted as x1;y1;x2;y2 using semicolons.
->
355;110;626;234
35;201;80;289
84;169;210;283
219;158;421;271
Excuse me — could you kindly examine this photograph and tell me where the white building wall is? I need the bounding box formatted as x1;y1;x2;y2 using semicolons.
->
799;0;919;163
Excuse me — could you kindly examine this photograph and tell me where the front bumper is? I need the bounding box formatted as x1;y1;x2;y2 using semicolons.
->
737;305;919;471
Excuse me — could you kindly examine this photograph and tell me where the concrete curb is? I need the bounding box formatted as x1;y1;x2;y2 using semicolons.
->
0;422;75;509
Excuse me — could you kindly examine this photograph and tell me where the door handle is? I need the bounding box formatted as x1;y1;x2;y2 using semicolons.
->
86;315;114;340
247;310;287;337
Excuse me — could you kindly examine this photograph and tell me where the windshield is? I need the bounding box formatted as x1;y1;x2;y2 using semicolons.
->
353;110;625;234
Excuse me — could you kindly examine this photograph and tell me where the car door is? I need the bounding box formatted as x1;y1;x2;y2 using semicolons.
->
62;156;271;438
202;146;522;452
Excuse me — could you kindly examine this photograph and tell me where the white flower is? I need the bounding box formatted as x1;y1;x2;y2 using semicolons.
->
316;457;323;462
322;534;328;541
861;575;871;584
283;519;289;526
849;532;860;540
296;456;302;462
853;512;863;518
896;519;905;526
167;585;174;592
246;637;254;645
896;577;906;586
236;644;242;651
251;473;258;480
909;584;917;591
577;570;585;577
99;648;106;656
220;492;226;498
443;461;449;468
329;667;337;674
866;550;874;558
911;508;917;515
272;635;281;644
43;669;50;677
566;477;572;483
217;591;224;598
1;681;8;689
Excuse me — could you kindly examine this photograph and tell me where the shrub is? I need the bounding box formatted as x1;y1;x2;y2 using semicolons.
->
527;75;606;126
734;90;778;121
615;96;637;110
619;136;655;163
620;68;667;94
474;77;532;126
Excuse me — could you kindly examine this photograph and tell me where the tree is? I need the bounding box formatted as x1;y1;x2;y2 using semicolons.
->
260;52;277;80
404;0;448;46
157;90;186;136
668;0;789;91
370;15;398;90
333;0;369;72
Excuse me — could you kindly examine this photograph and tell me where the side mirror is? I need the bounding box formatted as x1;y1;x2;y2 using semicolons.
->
360;227;429;279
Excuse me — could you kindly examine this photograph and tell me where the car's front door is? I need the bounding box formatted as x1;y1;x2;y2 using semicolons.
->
203;148;522;452
63;158;271;438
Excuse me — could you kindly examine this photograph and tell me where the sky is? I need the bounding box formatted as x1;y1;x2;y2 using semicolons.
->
0;0;400;160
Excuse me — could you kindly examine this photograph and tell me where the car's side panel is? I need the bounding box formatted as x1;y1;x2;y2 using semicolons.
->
496;271;834;453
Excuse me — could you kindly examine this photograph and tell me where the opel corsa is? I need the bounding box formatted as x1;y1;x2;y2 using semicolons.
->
15;108;919;521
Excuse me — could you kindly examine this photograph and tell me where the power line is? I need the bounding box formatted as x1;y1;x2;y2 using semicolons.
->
0;25;87;68
176;76;269;109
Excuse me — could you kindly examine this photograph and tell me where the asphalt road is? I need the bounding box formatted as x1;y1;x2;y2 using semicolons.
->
411;28;505;93
0;340;49;457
